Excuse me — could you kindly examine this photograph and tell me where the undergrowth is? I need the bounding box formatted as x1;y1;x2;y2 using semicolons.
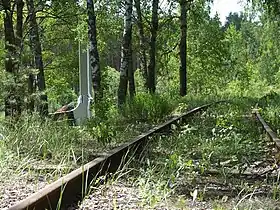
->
3;92;277;209
257;90;280;136
105;97;280;209
0;93;219;184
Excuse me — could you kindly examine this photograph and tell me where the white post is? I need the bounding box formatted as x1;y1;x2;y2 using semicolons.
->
73;44;93;125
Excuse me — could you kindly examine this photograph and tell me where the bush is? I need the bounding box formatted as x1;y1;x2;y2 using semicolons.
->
85;117;116;145
122;93;177;123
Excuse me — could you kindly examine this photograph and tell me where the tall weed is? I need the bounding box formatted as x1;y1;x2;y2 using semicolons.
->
122;93;177;123
2;113;92;163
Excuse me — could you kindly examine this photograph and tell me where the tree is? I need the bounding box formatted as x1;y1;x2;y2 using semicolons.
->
1;0;23;117
187;0;229;94
27;0;48;116
148;0;159;93
250;0;280;17
118;0;133;106
223;12;243;31
135;0;148;90
16;0;24;48
39;0;80;109
128;40;135;98
179;0;187;96
87;0;102;113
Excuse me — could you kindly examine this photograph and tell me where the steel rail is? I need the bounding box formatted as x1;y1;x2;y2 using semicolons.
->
8;102;219;210
254;108;280;149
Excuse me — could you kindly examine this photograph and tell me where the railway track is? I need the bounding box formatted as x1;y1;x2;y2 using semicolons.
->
74;100;280;209
254;107;280;150
6;100;280;209
7;102;220;210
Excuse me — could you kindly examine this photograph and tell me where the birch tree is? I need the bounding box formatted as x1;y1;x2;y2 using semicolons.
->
87;0;102;109
118;0;133;106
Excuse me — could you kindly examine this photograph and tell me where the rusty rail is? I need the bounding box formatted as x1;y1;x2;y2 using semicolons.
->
254;108;280;149
8;102;219;210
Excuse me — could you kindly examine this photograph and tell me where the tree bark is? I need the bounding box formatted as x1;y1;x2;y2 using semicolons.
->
15;0;24;114
134;0;148;90
87;0;102;107
179;0;187;96
2;0;16;74
118;0;133;106
148;0;159;94
27;28;35;113
28;74;35;112
26;1;35;113
16;0;24;48
128;43;135;98
27;0;48;116
2;0;20;117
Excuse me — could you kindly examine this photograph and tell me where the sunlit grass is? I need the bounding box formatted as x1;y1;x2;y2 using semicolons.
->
2;94;271;209
104;97;277;209
0;93;213;194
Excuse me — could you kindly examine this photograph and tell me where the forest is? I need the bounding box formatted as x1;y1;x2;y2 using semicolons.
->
0;0;279;117
0;0;279;118
2;0;280;209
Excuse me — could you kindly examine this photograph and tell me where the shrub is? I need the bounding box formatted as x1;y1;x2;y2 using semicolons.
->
122;93;177;123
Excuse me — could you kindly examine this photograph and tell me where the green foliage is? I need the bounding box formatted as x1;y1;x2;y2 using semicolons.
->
86;118;116;145
257;91;280;135
258;17;280;84
122;93;177;123
101;66;119;104
41;11;80;110
156;56;180;96
1;0;278;115
223;12;244;31
187;2;230;94
2;1;280;207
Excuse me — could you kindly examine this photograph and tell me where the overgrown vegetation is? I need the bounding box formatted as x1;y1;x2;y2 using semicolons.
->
82;98;280;209
1;0;280;208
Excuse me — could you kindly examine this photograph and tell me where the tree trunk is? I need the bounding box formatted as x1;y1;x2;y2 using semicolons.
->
2;0;16;74
15;0;24;115
148;0;159;94
2;0;19;117
28;75;35;112
179;0;187;96
134;0;148;90
27;30;35;113
128;44;135;98
27;0;48;116
87;0;102;108
26;1;35;113
118;0;133;106
16;0;24;48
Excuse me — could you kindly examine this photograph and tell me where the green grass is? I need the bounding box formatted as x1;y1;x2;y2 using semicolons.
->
3;93;277;209
0;93;214;188
100;97;279;209
0;92;227;209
